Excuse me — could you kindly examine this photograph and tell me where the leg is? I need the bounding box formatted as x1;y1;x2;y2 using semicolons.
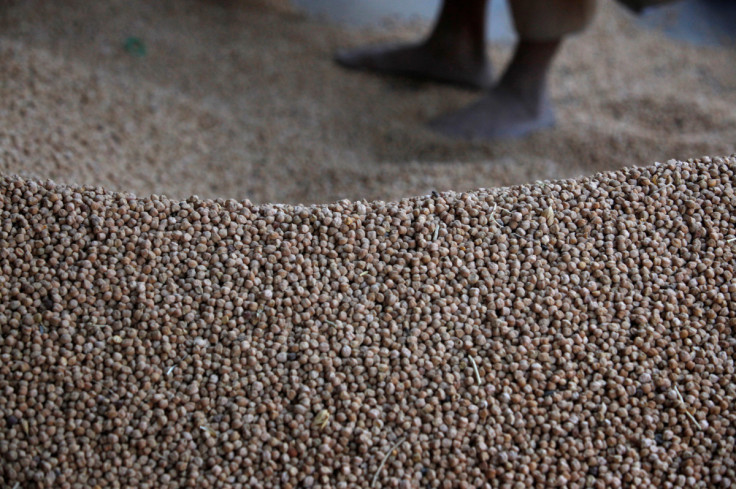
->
431;0;596;140
430;39;560;139
335;0;493;90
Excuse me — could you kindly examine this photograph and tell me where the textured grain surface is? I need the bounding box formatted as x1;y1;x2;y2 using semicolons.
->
2;1;736;487
2;156;736;488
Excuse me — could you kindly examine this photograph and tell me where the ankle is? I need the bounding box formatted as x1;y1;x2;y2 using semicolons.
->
423;32;487;67
497;39;560;107
426;0;488;58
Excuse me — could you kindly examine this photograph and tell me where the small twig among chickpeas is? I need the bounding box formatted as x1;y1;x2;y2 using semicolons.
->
371;436;406;488
200;425;217;437
651;183;674;195
489;204;499;226
674;385;700;429
490;203;512;216
469;356;482;386
489;203;512;228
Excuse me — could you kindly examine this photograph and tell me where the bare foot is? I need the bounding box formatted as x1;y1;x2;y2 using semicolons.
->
335;42;493;90
429;86;555;140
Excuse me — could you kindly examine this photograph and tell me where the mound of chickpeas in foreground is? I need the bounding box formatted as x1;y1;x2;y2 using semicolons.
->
2;155;736;489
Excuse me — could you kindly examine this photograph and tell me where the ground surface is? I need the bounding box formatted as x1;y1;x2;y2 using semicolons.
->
0;0;735;205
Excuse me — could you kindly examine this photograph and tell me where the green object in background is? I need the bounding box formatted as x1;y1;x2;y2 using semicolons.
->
123;37;147;57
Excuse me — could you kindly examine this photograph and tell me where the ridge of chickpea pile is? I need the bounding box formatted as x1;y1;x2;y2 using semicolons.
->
2;155;736;488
